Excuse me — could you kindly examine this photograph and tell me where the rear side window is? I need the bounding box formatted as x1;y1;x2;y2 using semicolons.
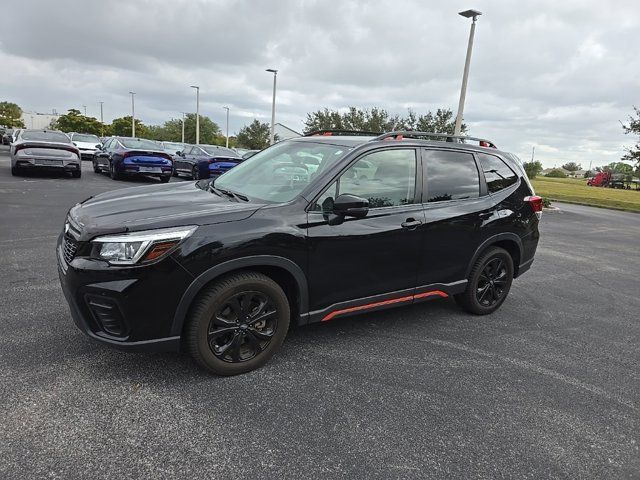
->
477;153;518;193
423;150;480;202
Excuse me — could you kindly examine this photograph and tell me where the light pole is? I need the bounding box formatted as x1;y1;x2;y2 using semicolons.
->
129;91;136;137
99;101;104;137
266;68;278;145
181;112;186;143
190;85;200;144
453;9;482;136
223;106;230;148
82;105;87;116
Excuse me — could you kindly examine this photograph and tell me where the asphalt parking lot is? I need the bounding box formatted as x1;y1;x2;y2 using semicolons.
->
0;145;638;479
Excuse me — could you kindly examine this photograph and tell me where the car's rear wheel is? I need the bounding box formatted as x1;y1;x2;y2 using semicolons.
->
109;161;120;180
11;166;20;176
186;272;290;376
455;246;513;315
159;175;170;183
192;165;200;180
72;171;81;178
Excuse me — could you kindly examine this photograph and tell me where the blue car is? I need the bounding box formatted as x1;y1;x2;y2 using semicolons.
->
173;144;243;180
93;137;173;182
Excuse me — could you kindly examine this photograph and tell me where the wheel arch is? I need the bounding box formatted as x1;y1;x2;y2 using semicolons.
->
466;233;524;279
170;255;309;337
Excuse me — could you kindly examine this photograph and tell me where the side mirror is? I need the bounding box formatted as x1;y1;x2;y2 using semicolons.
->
72;142;77;146
326;194;369;225
95;144;102;149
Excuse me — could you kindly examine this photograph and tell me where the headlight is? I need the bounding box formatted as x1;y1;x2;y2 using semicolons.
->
91;226;197;265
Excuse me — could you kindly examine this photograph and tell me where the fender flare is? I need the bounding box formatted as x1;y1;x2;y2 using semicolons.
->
170;255;309;336
464;233;524;278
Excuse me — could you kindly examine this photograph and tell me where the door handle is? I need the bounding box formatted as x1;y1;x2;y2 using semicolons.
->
401;218;423;229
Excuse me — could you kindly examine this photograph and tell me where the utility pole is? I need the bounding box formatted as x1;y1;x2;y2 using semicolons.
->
223;106;230;148
454;10;482;136
129;91;136;137
181;112;186;143
531;146;535;162
99;101;104;137
82;105;87;116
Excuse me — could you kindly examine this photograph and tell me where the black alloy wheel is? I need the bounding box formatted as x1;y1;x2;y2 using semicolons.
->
192;165;200;180
455;246;513;315
208;291;277;363
109;161;120;180
186;272;290;375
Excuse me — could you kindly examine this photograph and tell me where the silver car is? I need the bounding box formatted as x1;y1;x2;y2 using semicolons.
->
11;130;81;178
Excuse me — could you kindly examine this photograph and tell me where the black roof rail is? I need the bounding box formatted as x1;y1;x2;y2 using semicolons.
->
304;129;382;137
373;131;497;148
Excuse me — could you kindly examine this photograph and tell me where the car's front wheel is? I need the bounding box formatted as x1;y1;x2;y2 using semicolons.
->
186;272;290;376
159;175;170;183
455;246;513;315
192;165;200;180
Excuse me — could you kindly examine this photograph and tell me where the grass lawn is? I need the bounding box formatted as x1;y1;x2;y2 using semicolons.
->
531;176;640;212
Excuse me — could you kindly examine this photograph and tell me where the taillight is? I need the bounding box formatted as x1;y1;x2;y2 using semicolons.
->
208;158;216;164
524;195;543;219
14;144;28;154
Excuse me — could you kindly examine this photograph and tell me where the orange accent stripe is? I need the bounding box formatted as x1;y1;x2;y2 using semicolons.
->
321;290;448;322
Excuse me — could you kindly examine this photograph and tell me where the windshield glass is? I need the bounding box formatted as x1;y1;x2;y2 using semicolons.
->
72;134;100;143
202;146;238;157
21;131;70;143
119;138;161;150
215;140;351;203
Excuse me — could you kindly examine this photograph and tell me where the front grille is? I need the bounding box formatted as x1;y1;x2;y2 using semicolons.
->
86;296;127;337
62;237;78;264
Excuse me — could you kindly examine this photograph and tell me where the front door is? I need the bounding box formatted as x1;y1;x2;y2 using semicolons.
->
306;147;425;320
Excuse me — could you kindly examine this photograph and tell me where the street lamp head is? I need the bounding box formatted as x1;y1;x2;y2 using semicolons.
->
459;9;482;20
129;91;135;95
266;68;278;74
190;85;199;89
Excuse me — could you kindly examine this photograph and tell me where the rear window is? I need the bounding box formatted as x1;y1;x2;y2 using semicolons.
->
21;131;70;143
424;150;480;202
477;153;518;193
202;146;239;157
72;134;99;143
119;138;160;150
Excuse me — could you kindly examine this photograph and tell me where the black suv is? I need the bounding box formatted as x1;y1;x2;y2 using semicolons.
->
57;131;541;375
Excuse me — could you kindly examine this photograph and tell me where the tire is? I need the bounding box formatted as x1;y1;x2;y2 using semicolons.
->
172;166;179;177
11;166;19;176
109;161;120;180
93;161;100;173
72;170;81;178
159;175;170;183
192;165;200;180
455;247;514;315
186;272;290;376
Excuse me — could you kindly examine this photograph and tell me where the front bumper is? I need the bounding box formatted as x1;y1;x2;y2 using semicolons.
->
79;150;96;161
56;234;193;352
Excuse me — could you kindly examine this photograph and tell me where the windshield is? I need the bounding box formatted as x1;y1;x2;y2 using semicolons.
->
202;146;238;157
215;140;351;203
21;131;70;143
162;142;185;152
72;134;99;143
119;138;161;150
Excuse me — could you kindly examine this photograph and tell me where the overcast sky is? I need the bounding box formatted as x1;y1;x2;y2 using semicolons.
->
1;0;639;168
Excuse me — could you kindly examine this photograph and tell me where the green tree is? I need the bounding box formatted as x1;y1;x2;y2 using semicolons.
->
236;120;272;149
303;107;463;135
52;109;106;135
545;169;567;178
621;106;640;167
561;162;581;172
523;160;543;179
110;116;148;137
603;161;634;174
145;114;221;144
0;101;25;128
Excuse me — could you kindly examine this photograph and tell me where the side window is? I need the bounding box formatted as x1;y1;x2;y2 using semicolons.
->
103;138;114;150
313;149;417;211
424;150;480;202
477;153;518;193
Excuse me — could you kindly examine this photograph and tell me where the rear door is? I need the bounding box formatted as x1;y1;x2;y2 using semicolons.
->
418;148;494;287
306;147;426;318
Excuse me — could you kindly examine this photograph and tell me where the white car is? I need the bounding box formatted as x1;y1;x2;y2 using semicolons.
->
11;129;81;178
69;132;101;161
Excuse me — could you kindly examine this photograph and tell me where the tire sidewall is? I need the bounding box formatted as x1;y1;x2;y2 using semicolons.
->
192;276;290;375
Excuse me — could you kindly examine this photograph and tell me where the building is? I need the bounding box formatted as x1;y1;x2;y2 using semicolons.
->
20;111;61;130
274;123;301;140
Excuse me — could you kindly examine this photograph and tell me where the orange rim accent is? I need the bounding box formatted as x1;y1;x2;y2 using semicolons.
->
321;290;448;322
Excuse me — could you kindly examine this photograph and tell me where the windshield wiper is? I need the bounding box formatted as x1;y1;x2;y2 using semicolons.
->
209;185;248;202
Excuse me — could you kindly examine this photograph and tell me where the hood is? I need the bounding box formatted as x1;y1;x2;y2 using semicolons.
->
68;181;263;240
